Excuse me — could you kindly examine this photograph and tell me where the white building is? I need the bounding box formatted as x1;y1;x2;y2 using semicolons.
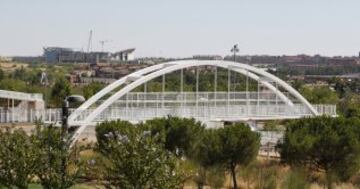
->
112;48;135;62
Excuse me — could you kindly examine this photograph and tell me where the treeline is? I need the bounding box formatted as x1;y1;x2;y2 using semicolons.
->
276;64;360;76
0;117;259;189
2;116;360;188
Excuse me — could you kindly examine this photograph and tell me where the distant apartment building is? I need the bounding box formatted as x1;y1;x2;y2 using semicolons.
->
43;47;109;63
43;47;136;64
44;47;73;63
193;55;223;60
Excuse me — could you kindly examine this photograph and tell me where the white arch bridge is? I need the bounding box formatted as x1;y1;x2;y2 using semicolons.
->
62;60;336;142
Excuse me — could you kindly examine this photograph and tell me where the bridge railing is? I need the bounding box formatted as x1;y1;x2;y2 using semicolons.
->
0;92;337;125
314;104;337;116
116;91;299;105
0;108;62;125
69;104;336;125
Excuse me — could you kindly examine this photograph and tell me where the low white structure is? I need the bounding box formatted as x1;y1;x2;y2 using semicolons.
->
0;90;44;123
0;56;12;62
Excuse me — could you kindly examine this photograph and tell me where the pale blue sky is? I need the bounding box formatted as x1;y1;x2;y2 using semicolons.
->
0;0;359;57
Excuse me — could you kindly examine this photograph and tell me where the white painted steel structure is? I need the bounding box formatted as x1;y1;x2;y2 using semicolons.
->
0;90;44;123
69;60;316;123
65;60;336;144
0;90;43;102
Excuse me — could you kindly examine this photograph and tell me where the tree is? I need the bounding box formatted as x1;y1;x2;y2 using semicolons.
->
0;78;27;92
0;128;37;189
299;86;339;104
31;125;82;189
82;82;105;100
146;116;205;157
278;116;360;188
196;123;260;189
50;77;71;107
96;121;183;189
0;69;4;80
11;66;27;81
219;124;260;189
95;120;134;154
338;92;360;118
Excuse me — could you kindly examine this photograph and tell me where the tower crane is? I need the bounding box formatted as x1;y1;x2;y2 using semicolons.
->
87;30;93;52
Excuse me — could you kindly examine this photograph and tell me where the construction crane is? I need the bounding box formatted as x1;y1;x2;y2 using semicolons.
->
99;40;112;52
87;30;93;52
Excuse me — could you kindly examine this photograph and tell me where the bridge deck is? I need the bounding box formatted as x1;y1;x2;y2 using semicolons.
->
0;92;336;126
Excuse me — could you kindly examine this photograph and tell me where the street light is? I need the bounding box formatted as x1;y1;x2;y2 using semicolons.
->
61;94;85;185
62;95;85;138
231;44;239;62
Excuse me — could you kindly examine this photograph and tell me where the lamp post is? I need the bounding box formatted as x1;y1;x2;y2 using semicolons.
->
231;44;239;62
62;95;85;138
61;94;85;184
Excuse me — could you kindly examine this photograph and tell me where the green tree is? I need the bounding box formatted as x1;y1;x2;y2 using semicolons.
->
278;116;360;188
82;82;105;100
0;128;37;189
50;77;71;107
32;125;82;189
0;78;27;92
299;86;339;104
197;123;260;189
219;124;260;189
11;66;27;81
146;116;205;157
0;69;4;80
95;120;134;154
338;92;360;118
96;121;183;189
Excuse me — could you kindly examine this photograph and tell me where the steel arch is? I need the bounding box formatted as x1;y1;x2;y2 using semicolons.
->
71;60;319;124
69;60;319;146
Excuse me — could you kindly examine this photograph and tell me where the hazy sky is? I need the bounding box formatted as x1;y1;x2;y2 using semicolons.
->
1;0;359;57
